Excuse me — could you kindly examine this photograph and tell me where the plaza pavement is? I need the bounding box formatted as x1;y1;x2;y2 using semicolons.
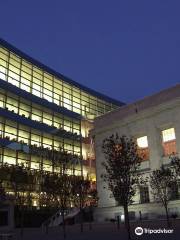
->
13;220;180;240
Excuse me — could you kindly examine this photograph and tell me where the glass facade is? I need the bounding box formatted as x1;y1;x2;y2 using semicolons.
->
0;117;81;172
0;88;81;135
0;46;119;120
0;40;123;204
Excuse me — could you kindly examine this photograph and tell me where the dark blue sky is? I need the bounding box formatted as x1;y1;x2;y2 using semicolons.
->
0;0;180;103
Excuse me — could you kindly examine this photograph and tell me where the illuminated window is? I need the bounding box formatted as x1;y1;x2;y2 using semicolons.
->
19;103;30;118
64;144;73;153
64;118;72;132
0;50;8;81
32;113;41;122
0;65;7;81
43;164;52;172
0;123;3;137
4;125;17;140
31;108;42;122
73;122;80;135
137;136;148;148
43;137;52;149
74;145;80;155
43;112;52;126
43;74;53;102
17;152;28;166
82;104;90;117
31;134;41;147
3;156;16;165
54;138;63;151
6;97;18;114
32;82;41;97
0;94;5;108
20;71;31;92
162;128;175;142
31;161;40;170
54;79;62;105
22;61;32;74
3;149;16;165
53;93;60;105
9;53;21;67
53;115;63;129
73;95;81;111
63;94;72;110
162;128;176;156
63;83;72;110
18;129;29;144
54;167;60;173
137;136;149;161
43;88;53;102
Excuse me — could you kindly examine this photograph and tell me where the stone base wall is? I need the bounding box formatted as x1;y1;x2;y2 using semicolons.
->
94;200;180;222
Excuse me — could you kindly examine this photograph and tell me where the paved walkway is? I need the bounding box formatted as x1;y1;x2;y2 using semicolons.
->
12;221;180;240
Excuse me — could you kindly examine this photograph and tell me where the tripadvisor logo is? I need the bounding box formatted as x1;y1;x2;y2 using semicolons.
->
135;227;143;235
135;226;174;235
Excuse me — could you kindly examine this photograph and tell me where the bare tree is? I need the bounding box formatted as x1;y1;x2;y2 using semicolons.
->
41;171;72;239
50;150;75;239
10;164;37;238
171;155;180;201
71;176;91;232
0;164;9;205
57;174;72;239
149;165;174;227
101;134;141;240
0;181;6;205
171;155;180;178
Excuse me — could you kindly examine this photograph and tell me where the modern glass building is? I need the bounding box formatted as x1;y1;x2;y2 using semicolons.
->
0;39;124;205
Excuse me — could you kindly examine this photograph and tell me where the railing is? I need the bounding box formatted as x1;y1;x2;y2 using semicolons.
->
41;207;80;229
0;106;82;141
0;135;81;164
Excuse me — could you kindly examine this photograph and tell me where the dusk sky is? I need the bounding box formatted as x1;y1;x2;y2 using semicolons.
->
0;0;180;103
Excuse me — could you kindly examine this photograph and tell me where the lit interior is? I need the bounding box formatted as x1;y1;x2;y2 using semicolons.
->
0;46;115;118
162;128;176;142
137;136;148;148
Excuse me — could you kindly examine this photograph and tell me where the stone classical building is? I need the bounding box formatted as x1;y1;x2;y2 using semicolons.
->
93;84;180;222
